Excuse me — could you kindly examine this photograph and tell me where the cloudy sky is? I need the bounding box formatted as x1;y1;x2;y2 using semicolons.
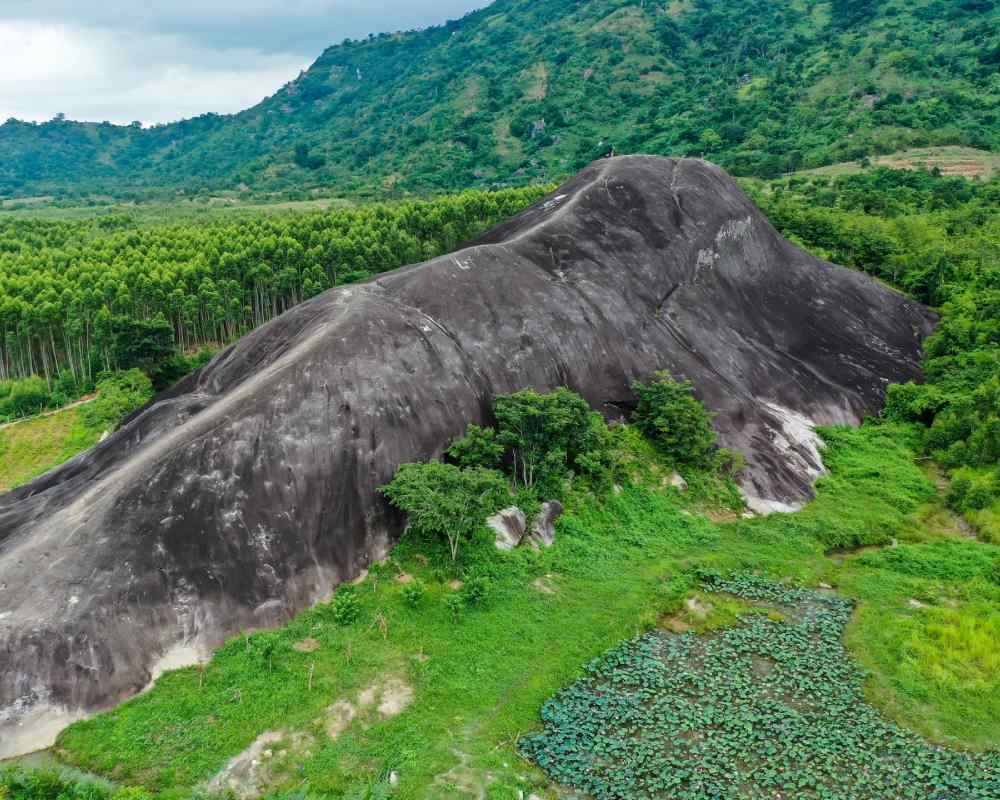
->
0;1;488;126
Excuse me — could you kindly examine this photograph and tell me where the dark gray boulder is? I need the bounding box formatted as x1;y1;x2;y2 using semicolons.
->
0;156;934;754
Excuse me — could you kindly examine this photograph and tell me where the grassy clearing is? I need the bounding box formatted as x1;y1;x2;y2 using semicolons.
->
0;196;356;224
0;407;100;492
39;421;999;799
793;146;1000;180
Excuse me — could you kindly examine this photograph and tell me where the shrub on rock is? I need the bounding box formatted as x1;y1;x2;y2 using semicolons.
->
632;372;718;469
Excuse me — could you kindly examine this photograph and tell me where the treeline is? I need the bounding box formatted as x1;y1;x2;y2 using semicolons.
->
0;186;547;387
752;167;1000;538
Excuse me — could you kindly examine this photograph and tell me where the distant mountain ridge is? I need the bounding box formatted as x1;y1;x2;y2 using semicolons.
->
0;0;996;199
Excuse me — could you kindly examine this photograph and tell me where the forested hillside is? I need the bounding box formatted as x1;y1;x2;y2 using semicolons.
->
1;0;996;199
0;186;545;388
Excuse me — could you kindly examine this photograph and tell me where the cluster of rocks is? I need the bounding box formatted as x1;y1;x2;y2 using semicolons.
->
487;501;563;551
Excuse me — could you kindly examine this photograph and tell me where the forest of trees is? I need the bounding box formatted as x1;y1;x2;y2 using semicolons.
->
0;186;546;390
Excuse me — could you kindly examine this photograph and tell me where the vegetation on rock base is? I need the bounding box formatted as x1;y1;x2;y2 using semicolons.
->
753;167;1000;539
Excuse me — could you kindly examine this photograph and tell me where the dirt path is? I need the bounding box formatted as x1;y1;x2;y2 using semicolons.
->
0;395;96;432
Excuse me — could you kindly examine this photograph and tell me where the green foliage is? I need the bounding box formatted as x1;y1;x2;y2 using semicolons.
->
494;387;615;496
400;579;426;608
331;587;361;626
148;347;216;391
0;768;115;800
109;315;175;373
0;372;101;424
446;424;504;470
380;462;510;561
0;375;50;420
0;185;546;389
293;143;325;171
884;381;947;426
947;468;1000;513
631;371;718;469
0;1;995;198
443;591;464;622
758;168;1000;535
520;573;1000;799
79;370;153;433
461;575;493;607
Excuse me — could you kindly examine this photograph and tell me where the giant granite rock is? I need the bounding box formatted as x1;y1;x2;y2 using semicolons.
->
0;156;934;754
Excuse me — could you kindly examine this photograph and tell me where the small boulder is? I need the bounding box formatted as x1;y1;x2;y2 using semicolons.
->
488;506;526;550
527;500;563;548
668;471;688;491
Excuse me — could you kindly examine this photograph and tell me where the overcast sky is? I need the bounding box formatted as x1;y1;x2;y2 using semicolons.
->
0;2;488;126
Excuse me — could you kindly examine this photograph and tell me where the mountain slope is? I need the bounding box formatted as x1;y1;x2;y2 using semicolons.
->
0;0;997;198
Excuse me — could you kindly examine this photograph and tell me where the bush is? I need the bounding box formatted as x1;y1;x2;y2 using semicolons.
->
947;469;998;514
631;372;718;469
462;575;492;607
0;768;117;800
444;592;464;622
331;587;361;626
447;424;504;470
149;347;216;391
884;381;945;425
79;369;153;432
381;462;510;561
494;388;616;495
0;376;50;419
401;580;426;608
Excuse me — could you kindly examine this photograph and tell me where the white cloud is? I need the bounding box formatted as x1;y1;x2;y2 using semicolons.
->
0;2;488;125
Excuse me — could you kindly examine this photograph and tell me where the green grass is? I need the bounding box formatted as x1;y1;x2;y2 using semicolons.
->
793;146;1000;180
0;407;100;492
0;195;356;224
43;421;999;798
969;502;1000;545
841;552;1000;751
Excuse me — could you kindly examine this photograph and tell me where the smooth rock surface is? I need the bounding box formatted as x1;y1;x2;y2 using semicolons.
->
488;507;527;550
0;156;934;751
527;501;563;549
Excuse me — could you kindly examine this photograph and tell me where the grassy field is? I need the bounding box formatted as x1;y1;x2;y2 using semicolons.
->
793;146;1000;180
27;423;997;799
0;196;355;223
0;406;100;492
